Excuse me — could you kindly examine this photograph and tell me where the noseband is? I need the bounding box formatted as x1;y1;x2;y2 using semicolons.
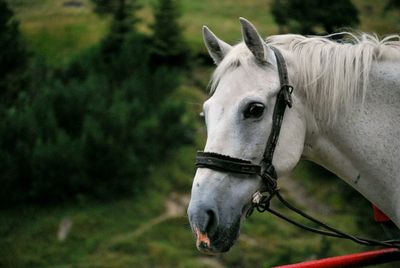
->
194;46;400;249
195;46;293;214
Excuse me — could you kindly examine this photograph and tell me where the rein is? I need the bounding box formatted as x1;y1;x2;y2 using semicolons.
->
195;46;400;249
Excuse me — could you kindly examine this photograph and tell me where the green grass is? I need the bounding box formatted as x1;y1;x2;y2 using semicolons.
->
7;0;109;66
179;0;278;51
0;170;383;268
1;193;166;267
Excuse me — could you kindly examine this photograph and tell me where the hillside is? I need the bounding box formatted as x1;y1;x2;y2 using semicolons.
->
8;0;399;65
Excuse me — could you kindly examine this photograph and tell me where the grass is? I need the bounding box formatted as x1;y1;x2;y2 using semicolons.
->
179;0;278;51
7;0;109;66
1;163;386;267
1;192;167;267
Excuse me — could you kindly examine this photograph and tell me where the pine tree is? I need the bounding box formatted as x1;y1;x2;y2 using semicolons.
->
91;0;116;15
94;0;141;62
100;0;130;57
150;0;189;68
91;0;140;23
0;0;28;105
271;0;359;34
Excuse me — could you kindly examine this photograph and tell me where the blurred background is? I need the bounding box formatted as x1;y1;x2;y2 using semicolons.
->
0;0;399;267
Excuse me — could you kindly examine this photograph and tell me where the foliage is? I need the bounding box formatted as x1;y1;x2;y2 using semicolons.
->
91;0;140;20
150;0;190;68
0;2;196;205
385;0;400;10
271;0;360;34
91;0;141;60
0;0;28;106
6;0;109;66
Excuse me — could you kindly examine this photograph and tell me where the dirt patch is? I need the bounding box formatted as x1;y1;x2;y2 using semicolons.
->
57;217;72;242
165;192;190;217
111;192;190;242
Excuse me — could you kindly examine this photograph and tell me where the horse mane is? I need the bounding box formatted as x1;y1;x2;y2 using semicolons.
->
210;32;400;124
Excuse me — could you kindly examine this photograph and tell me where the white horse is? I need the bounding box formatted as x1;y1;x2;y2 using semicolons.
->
187;18;400;254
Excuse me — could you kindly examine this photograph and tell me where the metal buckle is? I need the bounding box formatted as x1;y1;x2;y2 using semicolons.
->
245;167;279;217
252;191;266;204
247;189;278;217
282;85;293;108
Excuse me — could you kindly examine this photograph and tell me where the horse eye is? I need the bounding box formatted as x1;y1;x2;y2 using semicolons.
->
243;102;265;118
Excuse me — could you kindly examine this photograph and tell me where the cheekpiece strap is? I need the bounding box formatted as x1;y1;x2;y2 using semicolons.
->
262;46;293;165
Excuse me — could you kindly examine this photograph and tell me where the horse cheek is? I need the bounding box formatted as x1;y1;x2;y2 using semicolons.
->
273;111;306;177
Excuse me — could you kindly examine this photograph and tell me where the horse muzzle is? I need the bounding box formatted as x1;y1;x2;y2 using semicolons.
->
188;202;240;253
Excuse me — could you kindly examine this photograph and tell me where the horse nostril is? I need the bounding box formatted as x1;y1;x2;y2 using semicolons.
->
188;203;219;237
205;209;218;236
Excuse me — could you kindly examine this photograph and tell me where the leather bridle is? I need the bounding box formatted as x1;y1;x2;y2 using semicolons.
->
196;46;292;214
194;46;400;249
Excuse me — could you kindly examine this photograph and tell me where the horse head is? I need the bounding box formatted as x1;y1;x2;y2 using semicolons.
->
187;18;308;254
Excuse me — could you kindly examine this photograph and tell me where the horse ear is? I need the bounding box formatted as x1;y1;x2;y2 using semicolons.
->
239;17;274;64
202;26;232;65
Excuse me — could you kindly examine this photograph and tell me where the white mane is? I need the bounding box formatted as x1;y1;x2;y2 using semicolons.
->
211;33;400;124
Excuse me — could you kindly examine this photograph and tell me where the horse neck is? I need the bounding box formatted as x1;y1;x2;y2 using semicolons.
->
301;59;400;226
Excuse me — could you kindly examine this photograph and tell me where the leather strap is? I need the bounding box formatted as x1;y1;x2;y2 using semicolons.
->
196;151;261;175
262;46;293;167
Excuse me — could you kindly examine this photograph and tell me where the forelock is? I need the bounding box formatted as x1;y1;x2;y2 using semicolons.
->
210;43;262;93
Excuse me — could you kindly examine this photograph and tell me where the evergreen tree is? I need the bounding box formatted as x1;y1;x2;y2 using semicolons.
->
271;0;359;34
93;0;141;60
100;0;131;59
0;0;28;106
150;0;189;68
91;0;140;22
0;0;196;205
91;0;117;15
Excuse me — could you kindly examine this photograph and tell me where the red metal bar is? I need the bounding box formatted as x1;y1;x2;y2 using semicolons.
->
274;248;400;268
